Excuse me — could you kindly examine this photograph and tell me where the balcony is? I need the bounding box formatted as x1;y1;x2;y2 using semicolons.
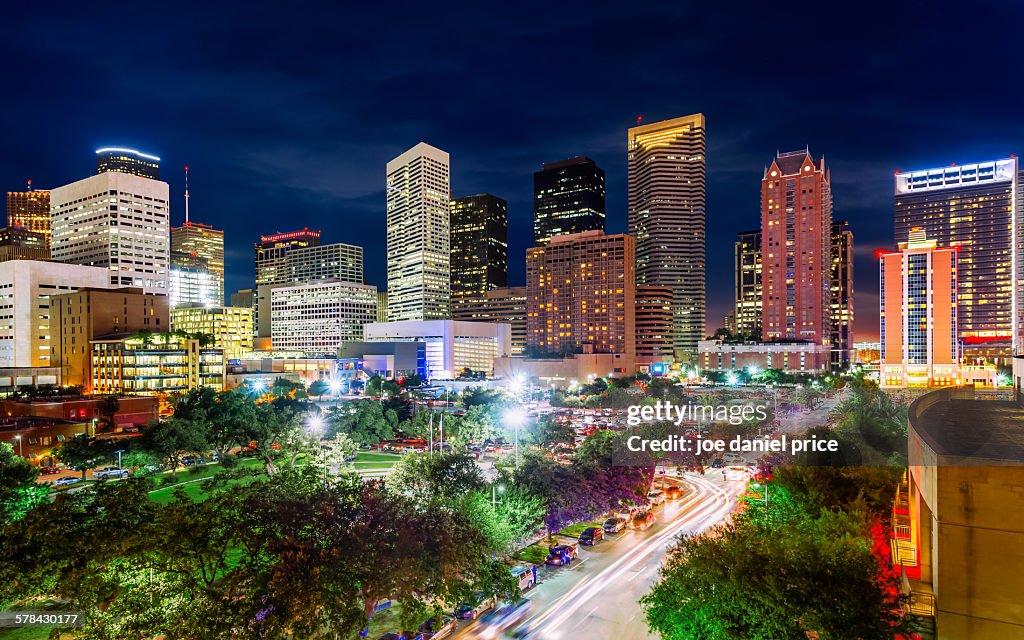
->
902;574;935;618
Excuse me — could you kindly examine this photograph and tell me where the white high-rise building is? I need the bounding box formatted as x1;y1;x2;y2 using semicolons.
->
270;280;378;354
386;143;451;322
50;172;170;296
0;260;111;367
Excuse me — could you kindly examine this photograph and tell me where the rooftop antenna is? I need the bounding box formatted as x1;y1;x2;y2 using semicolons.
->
184;165;190;224
26;179;32;192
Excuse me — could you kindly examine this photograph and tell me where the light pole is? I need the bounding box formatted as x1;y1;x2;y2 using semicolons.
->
115;449;126;469
14;435;22;457
491;483;505;508
503;407;527;467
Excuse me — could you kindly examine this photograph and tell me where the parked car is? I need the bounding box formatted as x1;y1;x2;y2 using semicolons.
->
39;466;61;475
181;455;205;466
478;598;532;633
93;467;129;480
454;592;495;620
54;476;81;487
415;615;457;640
664;485;683;500
631;510;655;530
710;458;724;469
647;489;666;505
602;517;627;534
615;506;640;522
545;544;578;566
578;526;604;545
511;564;537;591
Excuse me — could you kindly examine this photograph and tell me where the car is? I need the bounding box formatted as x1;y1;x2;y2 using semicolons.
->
602;516;627;534
664;485;683;500
647;489;666;505
631;510;655;530
578;526;604;545
181;455;205;466
545;544;578;566
478;598;532;634
710;458;724;469
93;466;129;480
39;466;61;475
615;506;640;522
415;615;457;640
54;476;81;487
511;564;537;591
454;592;495;620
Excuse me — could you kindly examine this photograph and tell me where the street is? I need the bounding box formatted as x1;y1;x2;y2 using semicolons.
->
453;472;744;640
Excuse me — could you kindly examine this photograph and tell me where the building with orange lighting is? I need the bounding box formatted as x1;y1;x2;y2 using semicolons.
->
6;186;50;249
761;149;832;346
171;221;225;304
879;230;958;388
526;230;635;358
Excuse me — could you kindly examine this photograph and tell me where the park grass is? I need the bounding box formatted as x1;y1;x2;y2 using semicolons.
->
511;542;550;565
557;521;604;538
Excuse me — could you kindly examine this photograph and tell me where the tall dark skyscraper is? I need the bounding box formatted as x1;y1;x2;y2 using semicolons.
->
734;229;762;338
628;114;707;359
894;157;1021;357
533;156;605;246
95;147;161;179
830;220;854;367
450;194;508;299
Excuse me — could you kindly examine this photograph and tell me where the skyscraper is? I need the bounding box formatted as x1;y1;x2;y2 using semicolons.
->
526;230;635;357
172;222;225;304
254;228;322;286
760;149;832;345
734;229;762;337
386;142;451;321
169;251;219;309
450;194;508;299
0;226;48;262
6;184;50;249
50;171;170;295
533;157;605;246
452;286;527;355
830;220;854;367
95;147;160;179
628;114;707;358
879;230;959;388
635;286;674;364
270;280;378;354
894;157;1020;356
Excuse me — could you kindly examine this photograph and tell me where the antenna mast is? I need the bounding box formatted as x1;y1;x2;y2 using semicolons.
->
184;165;190;224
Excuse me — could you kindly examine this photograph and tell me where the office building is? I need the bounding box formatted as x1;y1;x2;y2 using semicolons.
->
270;280;377;354
761;149;832;345
698;340;831;373
452;286;527;355
734;229;762;337
230;289;254;310
0;261;111;368
364;319;510;379
339;341;425;380
171;222;225;304
95;147;160;179
450;194;508;298
894;157;1020;356
376;291;388;323
892;387;1024;637
879;231;959;388
628;114;707;358
0;226;48;262
254;228;322;286
51;287;168;389
635;286;674;364
169;305;253;360
533;157;606;246
50;171;170;295
386;143;451;321
168;251;219;309
90;334;224;395
526;230;636;357
831;220;855;367
6;185;50;248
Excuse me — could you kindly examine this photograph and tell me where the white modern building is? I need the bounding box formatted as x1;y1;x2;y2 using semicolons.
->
0;260;110;367
386;143;451;321
363;320;511;379
169;264;220;309
170;305;254;360
50;171;170;295
270;280;378;354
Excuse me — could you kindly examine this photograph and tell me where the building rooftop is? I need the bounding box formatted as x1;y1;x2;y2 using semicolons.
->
912;394;1024;462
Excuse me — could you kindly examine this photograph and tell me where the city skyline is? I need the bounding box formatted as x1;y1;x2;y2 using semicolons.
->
3;2;1023;341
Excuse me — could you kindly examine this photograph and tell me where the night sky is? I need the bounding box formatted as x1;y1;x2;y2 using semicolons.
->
4;1;1023;341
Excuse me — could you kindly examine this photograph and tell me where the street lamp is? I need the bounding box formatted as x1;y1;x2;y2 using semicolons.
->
328;379;342;396
14;435;22;457
114;449;126;469
503;406;527;467
492;483;505;508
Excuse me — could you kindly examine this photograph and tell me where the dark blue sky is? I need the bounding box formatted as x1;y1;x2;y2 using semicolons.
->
4;0;1022;340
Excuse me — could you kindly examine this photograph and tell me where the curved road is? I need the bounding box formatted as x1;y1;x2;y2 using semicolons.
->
457;473;744;640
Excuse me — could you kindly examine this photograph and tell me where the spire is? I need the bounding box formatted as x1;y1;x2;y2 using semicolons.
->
26;179;32;192
184;165;190;224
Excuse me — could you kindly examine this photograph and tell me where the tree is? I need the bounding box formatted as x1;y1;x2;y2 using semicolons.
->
327;401;397;446
57;435;117;478
97;395;121;432
142;415;209;475
237;404;306;475
387;450;484;508
530;414;575;453
364;374;384;397
0;442;46;524
308;379;329;401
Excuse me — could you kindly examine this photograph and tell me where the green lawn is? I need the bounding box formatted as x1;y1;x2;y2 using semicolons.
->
512;542;550;565
557;521;603;538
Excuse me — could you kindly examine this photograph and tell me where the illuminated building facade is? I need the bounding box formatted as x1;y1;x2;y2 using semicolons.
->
635;286;674;364
628;114;707;358
533;157;605;246
51;287;168;388
761;149;832;346
450;194;508;298
386;142;451;321
363;319;510;379
452;286;527;355
168;251;219;309
90;334;224;395
698;340;831;373
254;228;322;286
0;226;48;262
526;230;636;357
269;280;377;354
171;222;225;304
95;147;160;179
734;229;762;337
50;171;170;295
6;187;50;249
831;220;855;367
879;231;959;388
169;305;253;360
894;157;1020;357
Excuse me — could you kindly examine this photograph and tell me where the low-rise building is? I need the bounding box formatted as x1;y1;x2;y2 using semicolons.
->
493;352;636;389
338;341;425;380
697;340;831;373
90;334;224;395
363;320;510;379
170;305;253;360
1;395;157;431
